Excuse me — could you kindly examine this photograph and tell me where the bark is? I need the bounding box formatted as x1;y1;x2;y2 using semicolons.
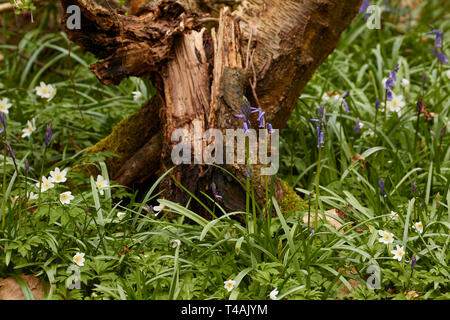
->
61;0;362;216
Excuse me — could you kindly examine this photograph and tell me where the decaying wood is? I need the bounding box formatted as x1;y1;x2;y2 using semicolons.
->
60;0;362;214
61;0;199;84
0;274;47;300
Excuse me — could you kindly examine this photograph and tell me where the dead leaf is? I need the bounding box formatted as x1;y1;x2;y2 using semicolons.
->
418;99;433;121
303;209;343;233
336;266;362;296
405;290;419;300
0;274;47;300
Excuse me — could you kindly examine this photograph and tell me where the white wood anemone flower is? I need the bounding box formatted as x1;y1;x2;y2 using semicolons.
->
117;212;126;220
37;176;54;192
269;288;279;300
390;211;398;221
153;202;166;216
0;97;12;114
386;93;406;116
414;221;424;234
378;230;394;244
21;118;36;138
96;175;109;196
391;245;405;262
171;239;181;248
27;191;38;200
73;252;85;267
401;78;410;88
35;82;57;101
60;191;74;205
132;91;143;101
49;167;68;183
224;280;236;292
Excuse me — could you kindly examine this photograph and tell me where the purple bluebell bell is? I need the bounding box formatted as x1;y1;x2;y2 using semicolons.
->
379;178;387;198
311;105;326;149
45;123;52;146
0;112;5;130
267;123;274;134
375;98;380;111
437;52;448;64
411;181;417;194
387;90;393;100
384;0;392;13
211;183;223;200
5;141;15;160
342;90;350;113
25;159;29;175
257;110;266;128
359;0;370;13
317;123;325;148
429;27;447;64
440;127;447;138
385;65;399;100
235;98;259;133
359;0;371;19
416;99;422;114
244;165;253;179
411;255;417;271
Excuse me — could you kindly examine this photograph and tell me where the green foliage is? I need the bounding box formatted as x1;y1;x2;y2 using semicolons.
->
0;0;449;300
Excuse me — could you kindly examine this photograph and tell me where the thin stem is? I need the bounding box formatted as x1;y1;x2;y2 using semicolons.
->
1;146;6;229
314;146;322;231
37;146;47;211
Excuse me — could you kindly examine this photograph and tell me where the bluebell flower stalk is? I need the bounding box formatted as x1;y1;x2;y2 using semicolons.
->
379;178;387;198
311;105;327;230
38;123;53;211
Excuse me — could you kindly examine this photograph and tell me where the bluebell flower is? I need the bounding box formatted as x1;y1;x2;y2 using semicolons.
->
375;98;380;111
235;97;274;133
411;255;417;271
45;123;52;146
0;112;5;130
384;0;392;13
359;0;370;13
244;165;253;179
212;183;223;200
25;159;29;175
5;141;15;161
411;181;417;193
429;27;447;64
359;0;371;19
342;90;350;113
311;105;326;149
379;178;387;198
